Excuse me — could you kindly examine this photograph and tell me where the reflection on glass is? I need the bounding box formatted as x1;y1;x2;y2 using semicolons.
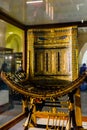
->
46;0;54;20
26;0;43;4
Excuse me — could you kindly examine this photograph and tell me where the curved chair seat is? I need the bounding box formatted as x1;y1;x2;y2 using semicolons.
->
1;72;87;99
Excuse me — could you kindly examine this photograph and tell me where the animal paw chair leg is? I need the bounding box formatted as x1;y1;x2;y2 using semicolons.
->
23;98;36;130
74;88;83;129
69;88;83;130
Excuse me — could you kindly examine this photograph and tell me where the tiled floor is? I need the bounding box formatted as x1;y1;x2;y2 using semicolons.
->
9;119;87;130
0;90;87;130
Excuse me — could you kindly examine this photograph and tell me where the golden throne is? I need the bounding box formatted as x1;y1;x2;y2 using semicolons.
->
0;26;87;130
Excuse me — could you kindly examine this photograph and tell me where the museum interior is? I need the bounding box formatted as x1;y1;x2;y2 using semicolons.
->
0;0;87;130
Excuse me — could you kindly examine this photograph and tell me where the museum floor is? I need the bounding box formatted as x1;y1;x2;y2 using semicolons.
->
0;90;87;130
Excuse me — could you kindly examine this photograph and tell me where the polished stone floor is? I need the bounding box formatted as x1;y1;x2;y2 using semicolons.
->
0;90;87;130
0;104;22;126
81;90;87;117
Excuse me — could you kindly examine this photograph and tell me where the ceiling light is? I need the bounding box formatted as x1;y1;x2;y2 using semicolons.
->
81;19;84;23
26;0;43;4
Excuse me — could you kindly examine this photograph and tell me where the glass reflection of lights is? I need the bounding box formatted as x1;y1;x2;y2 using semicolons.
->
5;56;13;60
5;56;8;59
45;0;54;20
9;56;12;60
26;0;43;4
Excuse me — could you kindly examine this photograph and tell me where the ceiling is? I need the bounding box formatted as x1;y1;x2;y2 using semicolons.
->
0;0;87;26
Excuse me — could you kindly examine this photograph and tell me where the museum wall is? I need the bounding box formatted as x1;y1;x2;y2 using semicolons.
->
0;20;6;47
78;29;87;66
6;23;24;52
78;31;87;53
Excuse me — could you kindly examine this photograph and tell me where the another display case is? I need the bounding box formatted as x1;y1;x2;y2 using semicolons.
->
13;52;22;72
0;47;13;73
